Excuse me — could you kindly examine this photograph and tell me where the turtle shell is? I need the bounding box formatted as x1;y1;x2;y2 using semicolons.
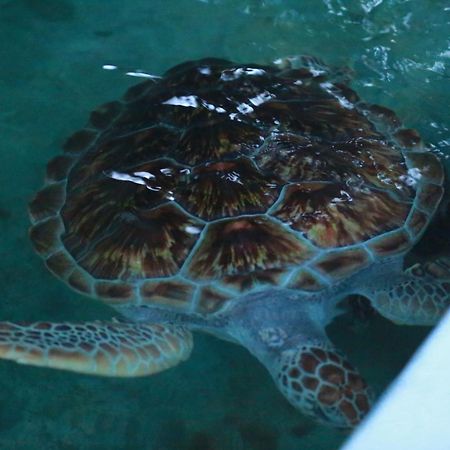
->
29;57;444;315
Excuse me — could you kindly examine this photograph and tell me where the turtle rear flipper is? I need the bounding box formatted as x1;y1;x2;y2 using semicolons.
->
362;257;450;325
0;322;192;376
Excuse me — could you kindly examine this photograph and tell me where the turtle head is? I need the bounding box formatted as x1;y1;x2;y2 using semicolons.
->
228;288;372;428
272;344;372;428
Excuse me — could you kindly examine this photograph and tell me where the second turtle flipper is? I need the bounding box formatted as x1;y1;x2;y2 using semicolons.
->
0;321;193;377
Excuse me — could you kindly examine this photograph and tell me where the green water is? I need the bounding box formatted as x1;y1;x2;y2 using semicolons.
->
0;1;449;449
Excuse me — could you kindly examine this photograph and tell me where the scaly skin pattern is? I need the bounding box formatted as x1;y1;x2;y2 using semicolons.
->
0;322;193;376
362;257;450;326
274;345;371;428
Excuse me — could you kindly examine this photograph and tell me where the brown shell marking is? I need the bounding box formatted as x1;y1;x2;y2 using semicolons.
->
95;281;134;302
257;134;412;197
178;157;280;220
197;286;234;314
394;128;422;149
45;251;75;280
61;159;190;263
67;268;92;295
175;120;264;165
416;184;444;213
140;280;195;309
255;133;331;182
89;101;123;129
187;216;313;280
367;229;410;257
29;217;63;257
63;202;204;281
288;268;327;291
63;129;97;154
29;182;66;223
406;152;444;185
67;127;181;191
406;208;429;238
222;268;286;293
255;133;414;200
272;182;410;248
122;80;157;102
314;247;371;279
46;155;75;182
255;96;380;141
330;139;411;195
365;104;402;130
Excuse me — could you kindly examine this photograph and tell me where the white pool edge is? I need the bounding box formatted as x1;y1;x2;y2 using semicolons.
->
341;309;450;450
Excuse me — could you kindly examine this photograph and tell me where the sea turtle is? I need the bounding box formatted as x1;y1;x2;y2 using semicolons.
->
1;57;449;428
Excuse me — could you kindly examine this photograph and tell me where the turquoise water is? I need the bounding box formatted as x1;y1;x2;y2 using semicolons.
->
0;1;449;449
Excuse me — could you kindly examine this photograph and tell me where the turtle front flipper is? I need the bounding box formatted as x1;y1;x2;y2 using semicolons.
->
0;322;192;376
362;257;450;326
232;291;373;428
271;344;372;428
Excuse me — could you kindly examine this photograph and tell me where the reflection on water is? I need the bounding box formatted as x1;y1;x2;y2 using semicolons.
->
0;0;448;449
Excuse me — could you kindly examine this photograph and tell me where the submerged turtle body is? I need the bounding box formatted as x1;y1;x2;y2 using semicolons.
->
28;57;443;313
2;57;449;429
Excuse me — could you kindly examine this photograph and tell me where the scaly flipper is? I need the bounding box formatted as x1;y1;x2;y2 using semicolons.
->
272;344;372;428
364;257;450;325
0;322;193;376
